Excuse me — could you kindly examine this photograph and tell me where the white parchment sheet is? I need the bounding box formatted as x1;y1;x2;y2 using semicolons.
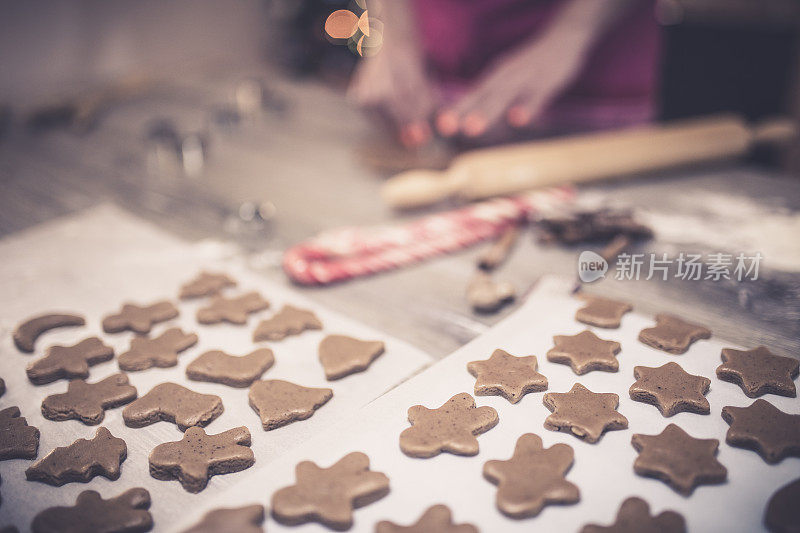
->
0;205;432;531
183;279;800;533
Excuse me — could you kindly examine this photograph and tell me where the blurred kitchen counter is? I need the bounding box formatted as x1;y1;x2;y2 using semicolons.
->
0;66;798;359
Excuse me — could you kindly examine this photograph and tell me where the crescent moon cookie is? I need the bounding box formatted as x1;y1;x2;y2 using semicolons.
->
399;393;499;458
467;349;548;404
483;433;580;519
543;384;628;443
716;346;799;398
271;452;389;530
638;314;711;354
102;300;179;334
13;313;85;353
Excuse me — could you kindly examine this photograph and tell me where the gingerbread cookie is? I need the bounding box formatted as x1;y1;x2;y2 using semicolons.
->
149;426;254;493
26;427;126;486
575;295;632;329
466;273;516;313
197;292;269;325
271;451;390;530
721;400;800;464
483;433;579;518
123;383;223;431
400;393;498;458
467;349;547;404
631;424;727;495
31;488;153;533
0;406;39;460
118;328;198;371
547;331;621;375
638;314;710;354
717;346;799;398
543;384;628;443
764;478;800;533
629;362;711;417
182;505;265;533
248;379;333;430
580;497;686;533
26;337;114;385
253;305;323;341
13;312;85;353
180;271;237;300
187;348;274;388
103;300;178;334
376;504;478;533
42;373;137;425
319;334;385;380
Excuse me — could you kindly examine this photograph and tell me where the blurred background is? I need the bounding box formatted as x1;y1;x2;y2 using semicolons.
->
0;0;798;358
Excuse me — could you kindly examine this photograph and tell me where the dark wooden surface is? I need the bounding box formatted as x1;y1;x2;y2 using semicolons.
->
1;66;798;359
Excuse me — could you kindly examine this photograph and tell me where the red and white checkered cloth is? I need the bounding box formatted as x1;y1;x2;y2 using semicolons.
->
283;187;575;285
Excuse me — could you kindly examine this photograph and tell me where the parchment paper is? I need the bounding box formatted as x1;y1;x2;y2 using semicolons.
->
177;278;800;532
0;205;433;531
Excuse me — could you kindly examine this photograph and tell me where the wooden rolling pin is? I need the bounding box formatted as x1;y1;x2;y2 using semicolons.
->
381;114;797;209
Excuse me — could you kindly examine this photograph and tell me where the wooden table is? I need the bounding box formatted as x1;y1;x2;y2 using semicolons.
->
1;66;798;359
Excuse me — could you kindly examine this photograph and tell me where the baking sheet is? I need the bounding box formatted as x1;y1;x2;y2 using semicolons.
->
181;278;800;532
0;205;433;531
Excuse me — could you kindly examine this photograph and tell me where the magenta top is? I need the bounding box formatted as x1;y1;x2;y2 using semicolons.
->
411;0;661;129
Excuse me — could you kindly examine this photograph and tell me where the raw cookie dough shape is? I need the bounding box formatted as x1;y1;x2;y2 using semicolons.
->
483;433;580;519
764;477;800;533
196;291;269;325
575;294;632;329
467;273;516;313
399;392;499;458
638;314;711;354
248;379;333;430
181;505;265;533
31;487;153;533
547;330;621;375
149;426;254;493
543;383;628;443
467;349;548;404
118;328;198;371
26;427;126;486
123;383;223;431
318;334;385;380
629;362;711;417
271;451;390;530
631;424;727;496
13;313;86;353
375;504;479;533
187;348;274;388
42;373;137;425
721;399;800;464
579;497;686;533
26;337;114;385
0;406;40;460
180;271;237;300
253;305;323;341
102;300;179;334
717;346;799;398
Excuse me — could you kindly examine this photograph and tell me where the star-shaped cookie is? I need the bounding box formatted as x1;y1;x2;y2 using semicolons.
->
547;331;621;375
543;384;628;443
467;349;547;404
580;497;686;533
483;433;580;518
376;504;478;533
638;314;710;354
631;424;727;495
629;362;711;417
575;295;632;329
716;346;799;398
399;393;499;458
721;399;800;464
271;452;389;530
